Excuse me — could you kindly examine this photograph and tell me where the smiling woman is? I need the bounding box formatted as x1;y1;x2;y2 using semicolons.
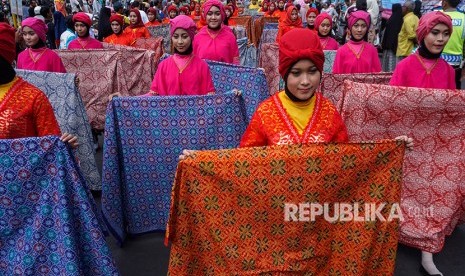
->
390;11;455;89
193;0;240;64
147;15;215;96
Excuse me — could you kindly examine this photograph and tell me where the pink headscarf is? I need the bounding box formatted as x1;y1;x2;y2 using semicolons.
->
22;17;48;43
314;12;332;30
170;15;197;40
348;10;371;30
202;0;226;21
416;11;453;43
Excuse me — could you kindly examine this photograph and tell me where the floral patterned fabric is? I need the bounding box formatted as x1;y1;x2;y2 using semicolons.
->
166;142;405;275
101;94;248;243
0;136;119;275
57;49;156;129
16;70;100;191
341;80;465;253
319;72;392;113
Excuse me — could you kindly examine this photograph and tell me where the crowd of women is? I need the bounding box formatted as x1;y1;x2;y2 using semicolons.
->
0;0;463;275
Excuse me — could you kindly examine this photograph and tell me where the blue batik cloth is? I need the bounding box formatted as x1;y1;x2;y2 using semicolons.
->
237;37;258;68
324;50;337;73
16;70;101;191
102;93;248;243
0;136;119;275
147;25;171;54
207;60;269;122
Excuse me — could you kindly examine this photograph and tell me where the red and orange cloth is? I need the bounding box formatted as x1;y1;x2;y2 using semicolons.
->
166;141;405;275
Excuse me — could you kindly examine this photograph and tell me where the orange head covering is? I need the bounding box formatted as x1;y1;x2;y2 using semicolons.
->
0;23;15;64
129;9;145;28
282;5;302;28
73;12;92;27
279;28;324;78
416;11;453;43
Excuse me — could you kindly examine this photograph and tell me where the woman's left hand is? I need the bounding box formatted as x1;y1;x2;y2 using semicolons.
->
395;135;413;151
60;133;79;149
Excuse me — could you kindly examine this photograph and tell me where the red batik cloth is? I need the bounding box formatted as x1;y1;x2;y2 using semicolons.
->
240;92;348;147
166;141;405;275
341;80;465;253
319;72;393;113
259;42;280;94
0;77;61;138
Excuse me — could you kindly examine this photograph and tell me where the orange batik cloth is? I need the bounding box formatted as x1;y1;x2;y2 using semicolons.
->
166;141;405;275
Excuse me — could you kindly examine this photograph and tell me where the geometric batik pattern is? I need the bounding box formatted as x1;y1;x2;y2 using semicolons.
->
166;142;405;275
0;136;119;275
102;93;248;244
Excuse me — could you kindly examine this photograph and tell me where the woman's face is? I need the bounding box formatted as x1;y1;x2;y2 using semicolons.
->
424;23;451;54
206;6;222;29
180;10;187;15
278;1;284;9
148;12;156;22
195;4;201;12
350;19;367;40
169;10;177;18
290;9;298;21
269;4;275;11
111;21;122;34
129;12;138;25
318;18;331;36
22;26;39;47
172;28;192;53
225;9;232;18
307;12;316;25
286;59;320;101
263;2;268;9
74;22;88;37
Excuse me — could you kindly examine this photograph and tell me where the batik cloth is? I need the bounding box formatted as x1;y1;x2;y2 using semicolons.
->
147;25;171;54
132;36;164;65
57;48;156;129
0;136;119;275
341;80;465;253
166;142;405;275
230;16;253;44
230;25;247;39
101;93;248;243
237;37;258;68
207;60;269;122
16;70;100;191
319;72;392;113
260;24;279;44
254;16;280;46
323;50;337;73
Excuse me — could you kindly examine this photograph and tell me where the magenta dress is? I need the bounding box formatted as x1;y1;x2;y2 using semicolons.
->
319;36;339;50
332;40;381;74
390;53;455;89
193;25;240;65
68;36;104;49
17;48;66;73
149;54;216;96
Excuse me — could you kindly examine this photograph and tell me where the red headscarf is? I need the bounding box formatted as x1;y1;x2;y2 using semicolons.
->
268;2;277;15
129;9;145;28
202;0;226;21
109;14;124;26
167;5;179;17
279;28;324;78
416;11;453;43
0;22;15;64
224;5;234;18
73;12;92;27
306;7;319;18
147;7;157;15
180;6;190;15
281;6;302;28
315;12;332;31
